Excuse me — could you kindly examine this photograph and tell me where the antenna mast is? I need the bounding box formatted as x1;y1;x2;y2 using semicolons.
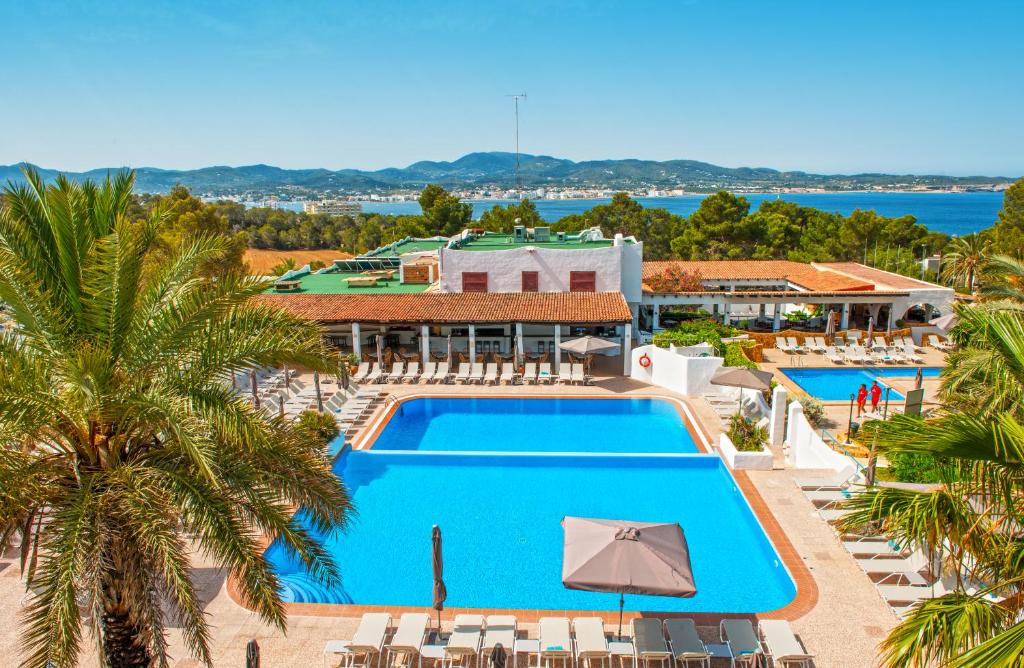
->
506;92;527;191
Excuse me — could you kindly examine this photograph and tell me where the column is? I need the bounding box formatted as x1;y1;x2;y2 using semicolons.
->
772;304;782;332
468;324;476;363
352;322;362;360
420;325;430;362
840;303;850;329
886;304;895;331
722;302;731;325
553;324;562;374
652;304;660;331
515;322;523;360
759;303;766;319
623;323;633;375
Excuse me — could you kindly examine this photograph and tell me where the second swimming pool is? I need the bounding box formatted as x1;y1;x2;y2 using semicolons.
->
780;366;942;401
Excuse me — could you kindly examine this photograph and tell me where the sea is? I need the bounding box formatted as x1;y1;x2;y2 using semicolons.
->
256;191;1005;236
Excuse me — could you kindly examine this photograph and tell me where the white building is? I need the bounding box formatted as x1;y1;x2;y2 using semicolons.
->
303;200;363;217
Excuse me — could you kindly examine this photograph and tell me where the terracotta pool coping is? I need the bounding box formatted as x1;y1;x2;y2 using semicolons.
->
227;392;818;624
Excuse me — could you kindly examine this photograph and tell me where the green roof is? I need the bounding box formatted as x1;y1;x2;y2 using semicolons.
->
364;239;447;257
265;271;432;295
454;235;618;251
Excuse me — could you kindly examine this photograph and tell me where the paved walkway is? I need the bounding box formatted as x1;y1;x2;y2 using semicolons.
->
0;374;896;667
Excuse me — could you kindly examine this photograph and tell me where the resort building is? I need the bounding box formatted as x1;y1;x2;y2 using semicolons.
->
302;199;363;216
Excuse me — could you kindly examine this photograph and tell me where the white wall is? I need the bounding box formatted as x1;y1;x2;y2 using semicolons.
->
619;240;644;303
439;245;624;294
785;402;856;471
629;344;723;395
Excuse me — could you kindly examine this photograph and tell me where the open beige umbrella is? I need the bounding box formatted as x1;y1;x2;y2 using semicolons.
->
559;335;619;356
709;366;774;392
562;516;696;637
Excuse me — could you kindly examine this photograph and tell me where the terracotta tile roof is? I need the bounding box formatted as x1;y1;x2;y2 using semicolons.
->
256;291;633;324
815;262;943;290
641;260;873;293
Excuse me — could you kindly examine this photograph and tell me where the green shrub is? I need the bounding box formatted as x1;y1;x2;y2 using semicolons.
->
652;320;738;355
888;452;942;484
727;413;767;452
787;309;810;322
722;341;758;369
295;409;340;445
796;395;826;427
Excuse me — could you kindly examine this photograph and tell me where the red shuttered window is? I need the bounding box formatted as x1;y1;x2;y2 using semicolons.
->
462;272;488;293
569;271;596;292
522;271;539;292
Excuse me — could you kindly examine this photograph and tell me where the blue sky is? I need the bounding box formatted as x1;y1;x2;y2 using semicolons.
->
2;0;1021;175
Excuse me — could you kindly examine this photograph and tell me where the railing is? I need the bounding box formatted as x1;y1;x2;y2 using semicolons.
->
820;428;867;472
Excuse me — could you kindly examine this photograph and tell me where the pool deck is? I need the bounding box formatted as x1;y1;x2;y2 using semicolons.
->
0;375;897;667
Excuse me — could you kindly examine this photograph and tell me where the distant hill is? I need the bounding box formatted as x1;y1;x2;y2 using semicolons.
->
0;153;1015;195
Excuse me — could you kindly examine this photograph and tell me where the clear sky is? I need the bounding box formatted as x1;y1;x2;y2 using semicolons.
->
2;0;1021;176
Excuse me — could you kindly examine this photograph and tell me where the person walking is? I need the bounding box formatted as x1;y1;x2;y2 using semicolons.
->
870;380;882;413
857;383;868;417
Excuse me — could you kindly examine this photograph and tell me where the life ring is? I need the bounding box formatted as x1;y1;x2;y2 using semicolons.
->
639;354;652;368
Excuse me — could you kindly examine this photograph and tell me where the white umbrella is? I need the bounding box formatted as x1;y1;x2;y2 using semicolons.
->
930;313;958;332
559;336;619;355
514;335;523;369
446;334;453;368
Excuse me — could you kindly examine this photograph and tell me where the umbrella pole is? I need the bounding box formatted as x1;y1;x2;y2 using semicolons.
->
618;592;624;639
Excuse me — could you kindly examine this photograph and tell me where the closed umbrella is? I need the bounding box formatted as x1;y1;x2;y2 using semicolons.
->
284;364;291;390
432;525;447;636
246;639;260;668
824;309;836;342
249;370;260;409
709;366;774;392
376;334;384;370
915;366;924;390
866;316;875;348
447;334;453;368
562;516;696;638
514;335;523;370
339;352;350;391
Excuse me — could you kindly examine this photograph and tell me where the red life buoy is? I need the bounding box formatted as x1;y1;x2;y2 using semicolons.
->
639;353;652;368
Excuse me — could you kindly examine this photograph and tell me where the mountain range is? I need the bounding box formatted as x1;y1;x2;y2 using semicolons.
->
0;152;1014;196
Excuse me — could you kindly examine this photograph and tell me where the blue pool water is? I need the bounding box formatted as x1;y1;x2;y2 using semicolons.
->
266;452;796;613
371;397;698;453
780;366;943;401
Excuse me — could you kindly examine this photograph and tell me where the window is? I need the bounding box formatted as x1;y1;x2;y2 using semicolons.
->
569;271;596;292
462;272;488;293
521;271;539;292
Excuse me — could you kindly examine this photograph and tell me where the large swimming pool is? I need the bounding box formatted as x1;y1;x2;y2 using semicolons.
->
371;397;698;453
265;398;796;613
780;366;943;401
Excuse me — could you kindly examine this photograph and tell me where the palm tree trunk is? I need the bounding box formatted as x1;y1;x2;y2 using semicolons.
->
101;606;152;667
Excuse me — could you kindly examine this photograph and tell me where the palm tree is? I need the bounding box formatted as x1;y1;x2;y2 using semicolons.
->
981;254;1024;303
0;169;352;667
940;303;1024;418
942;234;991;292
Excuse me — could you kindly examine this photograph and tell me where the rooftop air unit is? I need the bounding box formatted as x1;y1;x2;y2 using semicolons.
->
534;227;550;243
513;225;526;243
557;231;566;242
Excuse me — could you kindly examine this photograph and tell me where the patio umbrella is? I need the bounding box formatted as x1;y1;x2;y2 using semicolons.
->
339;352;350;391
514;335;523;370
376;334;384;369
824;309;836;342
709;366;774;392
446;334;453;368
559;336;619;356
930;313;958;332
249;370;260;409
562;516;696;638
246;639;260;668
915;366;924;390
431;525;446;634
314;370;323;413
866;316;875;346
284;364;291;390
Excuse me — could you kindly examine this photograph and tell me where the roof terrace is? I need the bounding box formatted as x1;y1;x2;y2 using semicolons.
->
265;270;432;295
453;229;628;251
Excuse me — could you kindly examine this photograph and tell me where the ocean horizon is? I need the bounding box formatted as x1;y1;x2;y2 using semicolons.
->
257;190;1005;237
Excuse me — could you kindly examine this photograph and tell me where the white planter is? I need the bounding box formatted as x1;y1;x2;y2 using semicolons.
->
718;433;773;470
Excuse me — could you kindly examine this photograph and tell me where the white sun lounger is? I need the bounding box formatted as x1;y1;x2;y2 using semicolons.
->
443;614;483;668
523;362;538;384
786;337;804;353
403;362;420;383
843;539;908;558
824;347;846;364
817;508;850;523
793;463;860;491
775;337;793;353
323;612;391;668
481;615;517;667
469;363;485;384
483;362;498;385
454;362;471;384
720;620;761;668
352;362;370;382
857;550;933;577
434;362;451;384
499;363;516;385
804;489;855;507
421;362;437;383
663;618;709;668
365;364;384;383
571;363;585;385
878;579;949;605
385;612;431;668
539;617;573;668
387;362;405;383
807;337;827;353
557;364;572;384
538;363;553;384
573;617;610;668
902;345;924;363
758;620;813;668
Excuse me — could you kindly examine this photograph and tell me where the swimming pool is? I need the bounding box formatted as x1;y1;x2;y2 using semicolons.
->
370;397;699;453
266;451;796;613
780;366;943;401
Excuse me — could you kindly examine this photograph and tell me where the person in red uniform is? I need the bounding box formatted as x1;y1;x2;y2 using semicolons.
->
870;380;882;412
856;383;868;417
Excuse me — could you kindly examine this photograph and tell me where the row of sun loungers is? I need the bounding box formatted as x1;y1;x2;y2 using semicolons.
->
350;362;593;386
324;614;812;668
779;334;951;358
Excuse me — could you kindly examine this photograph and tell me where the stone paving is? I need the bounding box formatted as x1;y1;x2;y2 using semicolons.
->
0;368;900;667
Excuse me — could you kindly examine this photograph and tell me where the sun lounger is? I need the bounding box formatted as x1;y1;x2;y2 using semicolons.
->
786;337;804;353
804;489;854;507
323;612;391;668
481;615;517;667
365;364;384;383
499;363;516;384
758;620;813;668
857;550;932;577
538;363;553;384
878;579;949;605
927;334;953;351
824;347;846;364
775;337;793;353
720;620;761;668
573;617;610;668
843;346;867;364
817;508;849;523
663;619;709;668
483;362;498;385
633;618;672;668
444;614;484;668
387;362;405;383
454;362;471;384
794;464;861;491
843;539;908;558
807;337;827;353
385;613;431;668
469;363;485;384
435;362;451;384
557;364;572;384
523;362;538;384
571;363;585;385
539;617;573;668
403;362;420;383
421;362;437;383
352;362;370;382
901;345;923;363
